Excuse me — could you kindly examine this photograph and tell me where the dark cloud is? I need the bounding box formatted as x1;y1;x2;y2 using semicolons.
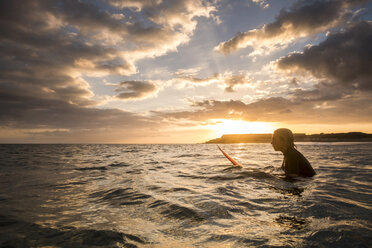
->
278;21;372;92
0;0;135;118
224;75;250;92
158;93;372;125
290;78;299;87
290;87;343;102
0;0;215;141
115;81;158;100
0;89;150;130
49;0;126;33
216;0;367;54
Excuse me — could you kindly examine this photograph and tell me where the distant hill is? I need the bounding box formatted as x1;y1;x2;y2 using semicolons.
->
205;132;372;143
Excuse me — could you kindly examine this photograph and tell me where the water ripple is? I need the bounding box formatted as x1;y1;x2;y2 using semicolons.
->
0;143;371;247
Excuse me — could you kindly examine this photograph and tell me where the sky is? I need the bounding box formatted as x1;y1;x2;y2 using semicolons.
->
0;0;372;143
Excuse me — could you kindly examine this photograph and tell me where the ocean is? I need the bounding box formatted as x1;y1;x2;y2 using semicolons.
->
0;143;371;247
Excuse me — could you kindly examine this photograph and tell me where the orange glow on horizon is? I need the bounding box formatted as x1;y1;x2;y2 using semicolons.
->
208;119;278;137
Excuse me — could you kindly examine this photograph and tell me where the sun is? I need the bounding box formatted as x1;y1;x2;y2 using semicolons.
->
209;119;277;137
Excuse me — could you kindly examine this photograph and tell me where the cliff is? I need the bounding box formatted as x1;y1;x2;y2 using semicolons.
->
205;132;372;143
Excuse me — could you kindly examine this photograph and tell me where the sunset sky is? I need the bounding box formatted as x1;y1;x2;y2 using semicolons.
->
1;0;372;143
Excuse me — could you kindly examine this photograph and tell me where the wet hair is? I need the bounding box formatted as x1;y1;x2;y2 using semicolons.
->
273;128;296;149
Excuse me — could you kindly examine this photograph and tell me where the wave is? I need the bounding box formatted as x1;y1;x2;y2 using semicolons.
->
173;154;204;158
305;226;372;248
210;170;277;181
75;166;107;171
147;198;233;222
91;188;152;207
148;200;169;208
268;185;304;196
0;215;147;247
1;144;371;247
195;201;233;219
163;187;194;193
205;234;268;246
108;162;131;167
177;174;207;180
275;215;308;230
0;214;19;227
161;203;205;222
216;186;244;199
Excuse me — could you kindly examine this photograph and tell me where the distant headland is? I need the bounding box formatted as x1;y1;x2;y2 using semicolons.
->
205;132;372;143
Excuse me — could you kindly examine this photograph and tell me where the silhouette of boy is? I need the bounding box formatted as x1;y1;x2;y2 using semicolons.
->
271;128;315;177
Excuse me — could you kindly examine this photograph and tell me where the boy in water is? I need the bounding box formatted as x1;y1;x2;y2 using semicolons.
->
271;128;315;177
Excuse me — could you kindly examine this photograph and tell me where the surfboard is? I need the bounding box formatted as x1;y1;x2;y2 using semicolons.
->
217;145;242;167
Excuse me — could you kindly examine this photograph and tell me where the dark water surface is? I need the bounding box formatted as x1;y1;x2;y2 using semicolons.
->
0;143;371;247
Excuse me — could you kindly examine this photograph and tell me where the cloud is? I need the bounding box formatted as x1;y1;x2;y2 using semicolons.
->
114;81;159;100
0;0;216;139
0;0;216;82
176;73;252;92
289;87;343;102
174;67;202;76
107;0;217;33
157;91;372;125
177;73;220;84
277;21;372;92
216;0;367;55
158;97;294;122
223;75;251;92
105;0;162;10
0;88;151;130
251;0;269;9
142;0;217;33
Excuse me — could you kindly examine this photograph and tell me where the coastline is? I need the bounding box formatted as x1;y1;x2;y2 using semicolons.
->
205;132;372;144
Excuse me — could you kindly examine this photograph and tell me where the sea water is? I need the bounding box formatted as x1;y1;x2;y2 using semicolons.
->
0;143;371;247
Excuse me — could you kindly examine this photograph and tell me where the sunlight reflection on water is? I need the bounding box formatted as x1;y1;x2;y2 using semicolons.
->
0;143;371;247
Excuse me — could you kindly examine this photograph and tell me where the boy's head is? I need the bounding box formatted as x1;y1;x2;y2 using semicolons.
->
271;128;295;152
